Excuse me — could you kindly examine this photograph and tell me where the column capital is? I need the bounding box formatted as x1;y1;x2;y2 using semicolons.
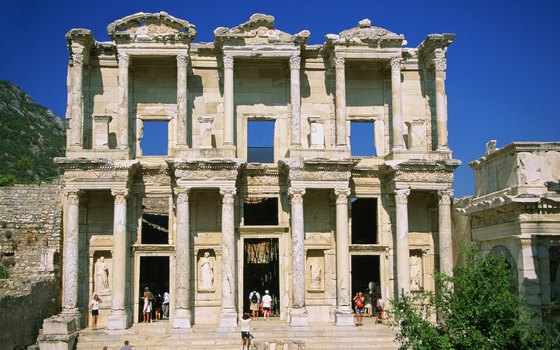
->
118;53;130;67
394;188;410;204
174;186;190;203
223;55;234;69
334;56;345;69
111;189;129;203
390;57;402;71
438;189;453;205
220;188;236;203
65;190;82;205
177;54;188;68
289;55;301;70
518;237;533;250
288;188;306;203
334;188;351;204
71;53;84;66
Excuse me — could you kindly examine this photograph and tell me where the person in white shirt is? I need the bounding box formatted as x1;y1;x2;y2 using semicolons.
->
239;312;252;350
89;293;102;330
162;291;170;318
248;289;260;320
262;290;273;320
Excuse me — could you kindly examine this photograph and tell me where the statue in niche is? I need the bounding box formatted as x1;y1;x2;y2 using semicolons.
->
310;260;322;289
410;254;422;290
200;251;214;289
95;256;109;292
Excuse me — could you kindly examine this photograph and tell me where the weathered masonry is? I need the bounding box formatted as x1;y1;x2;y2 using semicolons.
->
40;12;458;347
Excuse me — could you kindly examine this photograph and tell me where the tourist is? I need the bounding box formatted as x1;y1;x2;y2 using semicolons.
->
375;294;385;324
162;291;170;318
353;291;365;326
248;289;260;320
120;340;132;350
239;312;252;350
262;289;273;320
154;290;163;321
89;293;102;330
142;289;152;323
364;288;373;317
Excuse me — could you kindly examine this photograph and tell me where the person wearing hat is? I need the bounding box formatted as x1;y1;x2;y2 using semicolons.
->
262;290;273;320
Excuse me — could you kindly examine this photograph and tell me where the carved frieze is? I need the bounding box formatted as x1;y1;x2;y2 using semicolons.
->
471;207;520;229
107;12;196;43
326;18;404;47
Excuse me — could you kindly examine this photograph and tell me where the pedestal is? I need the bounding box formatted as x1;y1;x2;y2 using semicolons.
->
219;307;238;329
335;308;355;326
289;308;309;327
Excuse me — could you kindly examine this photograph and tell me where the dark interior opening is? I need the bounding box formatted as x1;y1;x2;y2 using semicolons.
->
138;256;169;322
243;238;280;316
351;255;381;300
351;198;378;244
141;213;169;244
244;197;278;225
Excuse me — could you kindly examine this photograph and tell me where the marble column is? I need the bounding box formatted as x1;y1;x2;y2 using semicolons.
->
434;53;449;150
69;54;84;149
334;188;354;326
62;190;80;319
176;55;188;147
395;188;411;295
173;187;191;328
117;53;130;150
223;55;235;147
219;188;237;328
438;190;453;277
290;55;302;147
391;57;405;151
108;189;130;329
518;238;541;309
288;188;308;326
334;57;347;148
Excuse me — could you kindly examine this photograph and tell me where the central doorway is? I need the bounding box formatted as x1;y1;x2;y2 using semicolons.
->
243;238;280;316
138;256;169;323
351;255;381;298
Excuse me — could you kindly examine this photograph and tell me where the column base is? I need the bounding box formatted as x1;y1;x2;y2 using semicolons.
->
107;310;130;330
289;307;308;327
436;146;451;152
391;145;406;152
335;308;355;326
172;308;192;329
219;307;238;329
38;314;80;350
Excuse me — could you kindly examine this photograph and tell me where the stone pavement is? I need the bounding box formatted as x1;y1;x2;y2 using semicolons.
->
74;317;399;350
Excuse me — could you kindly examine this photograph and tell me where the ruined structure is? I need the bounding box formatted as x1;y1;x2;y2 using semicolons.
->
455;142;560;310
39;12;458;348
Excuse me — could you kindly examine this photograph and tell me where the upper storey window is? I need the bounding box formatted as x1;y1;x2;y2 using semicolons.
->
350;121;376;157
140;121;169;156
247;120;274;163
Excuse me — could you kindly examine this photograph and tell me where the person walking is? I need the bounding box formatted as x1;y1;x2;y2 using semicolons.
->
240;312;252;350
248;289;260;320
262;290;273;320
375;294;385;324
89;294;102;330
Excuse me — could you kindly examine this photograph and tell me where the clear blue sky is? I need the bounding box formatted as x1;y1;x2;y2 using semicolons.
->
1;0;558;197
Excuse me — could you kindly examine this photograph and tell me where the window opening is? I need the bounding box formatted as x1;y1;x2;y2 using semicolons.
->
140;121;168;156
350;121;375;156
244;197;278;225
141;197;169;244
248;120;274;163
351;198;378;244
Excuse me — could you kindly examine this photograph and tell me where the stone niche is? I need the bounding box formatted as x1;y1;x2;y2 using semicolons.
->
306;250;325;292
197;249;216;292
90;250;113;329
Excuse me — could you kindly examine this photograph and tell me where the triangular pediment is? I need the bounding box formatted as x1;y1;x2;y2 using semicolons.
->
214;13;309;46
326;19;404;48
107;12;196;43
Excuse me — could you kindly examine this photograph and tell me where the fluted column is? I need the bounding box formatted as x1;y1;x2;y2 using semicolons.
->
108;189;129;329
438;190;453;277
173;187;191;328
176;55;188;147
117;53;130;150
334;188;354;326
288;188;308;326
395;188;411;295
219;188;237;328
391;57;405;151
69;54;84;148
334;57;347;148
223;55;235;147
290;55;302;147
434;53;448;150
62;190;80;318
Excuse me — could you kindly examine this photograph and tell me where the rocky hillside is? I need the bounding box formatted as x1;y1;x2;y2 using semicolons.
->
0;81;65;184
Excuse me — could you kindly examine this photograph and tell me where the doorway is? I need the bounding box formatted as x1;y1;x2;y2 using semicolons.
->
138;256;169;322
351;255;381;297
243;238;280;316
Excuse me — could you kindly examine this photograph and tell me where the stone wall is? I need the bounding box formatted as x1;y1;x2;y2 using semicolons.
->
0;183;63;349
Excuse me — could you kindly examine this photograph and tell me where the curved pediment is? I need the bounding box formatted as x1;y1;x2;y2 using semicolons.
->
326;19;404;48
107;12;196;43
214;13;309;46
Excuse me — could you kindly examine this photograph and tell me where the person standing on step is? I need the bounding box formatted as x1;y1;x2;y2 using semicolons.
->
162;291;170;319
375;294;385;324
240;312;252;350
262;290;273;320
120;340;132;350
89;293;102;330
249;288;260;320
353;291;365;326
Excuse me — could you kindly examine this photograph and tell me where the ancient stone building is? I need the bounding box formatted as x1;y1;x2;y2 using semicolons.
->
40;12;458;347
454;142;560;310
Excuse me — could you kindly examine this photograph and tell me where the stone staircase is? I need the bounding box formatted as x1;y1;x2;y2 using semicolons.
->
75;318;399;350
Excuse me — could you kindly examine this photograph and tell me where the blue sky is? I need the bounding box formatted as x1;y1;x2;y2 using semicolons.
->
1;0;558;197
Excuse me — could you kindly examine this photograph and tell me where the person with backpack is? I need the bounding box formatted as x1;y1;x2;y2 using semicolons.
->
353;291;365;326
248;289;260;320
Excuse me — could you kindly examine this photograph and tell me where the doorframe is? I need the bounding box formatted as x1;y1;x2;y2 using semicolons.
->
238;229;287;320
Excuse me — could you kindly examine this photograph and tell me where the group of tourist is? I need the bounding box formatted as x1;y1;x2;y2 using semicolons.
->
248;288;273;320
353;289;384;326
141;287;170;323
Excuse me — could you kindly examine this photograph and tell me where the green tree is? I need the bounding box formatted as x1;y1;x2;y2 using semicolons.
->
391;245;560;350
